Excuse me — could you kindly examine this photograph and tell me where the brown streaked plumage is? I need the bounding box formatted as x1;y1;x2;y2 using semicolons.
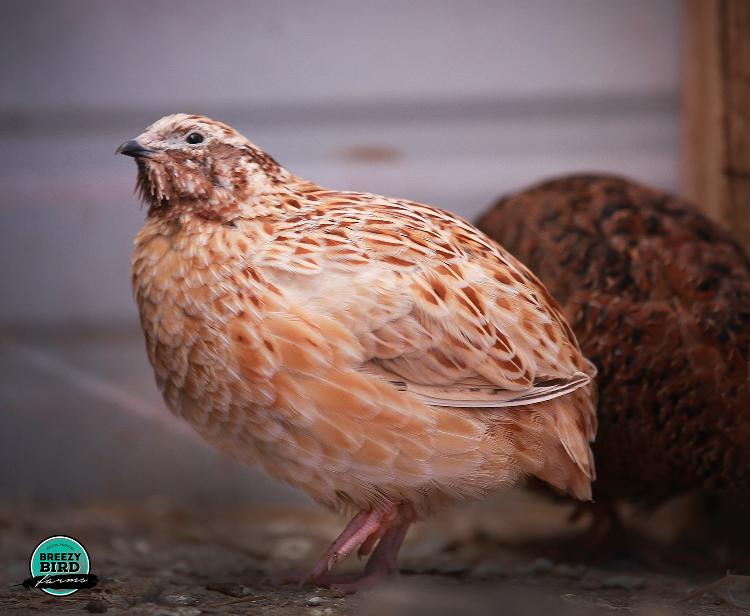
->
477;174;750;511
119;114;597;592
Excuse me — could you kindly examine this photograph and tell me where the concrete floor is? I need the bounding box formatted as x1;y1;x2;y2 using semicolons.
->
1;497;748;615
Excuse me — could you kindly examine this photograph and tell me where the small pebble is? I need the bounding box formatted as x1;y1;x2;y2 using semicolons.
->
161;593;199;606
306;595;323;606
309;608;334;616
85;598;108;613
206;581;252;597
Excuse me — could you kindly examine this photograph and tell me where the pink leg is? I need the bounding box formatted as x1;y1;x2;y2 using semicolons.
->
328;505;414;594
303;505;397;585
365;514;411;575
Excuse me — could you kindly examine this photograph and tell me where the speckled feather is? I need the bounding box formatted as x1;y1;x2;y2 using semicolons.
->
477;174;750;507
128;114;597;518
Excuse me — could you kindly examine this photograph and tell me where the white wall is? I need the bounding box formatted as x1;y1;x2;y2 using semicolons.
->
0;0;681;326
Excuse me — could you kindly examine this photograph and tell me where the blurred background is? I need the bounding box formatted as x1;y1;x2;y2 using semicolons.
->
1;0;681;506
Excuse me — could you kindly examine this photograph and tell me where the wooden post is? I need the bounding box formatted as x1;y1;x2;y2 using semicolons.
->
681;0;750;250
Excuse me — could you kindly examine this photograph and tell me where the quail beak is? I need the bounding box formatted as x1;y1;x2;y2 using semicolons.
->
116;139;155;158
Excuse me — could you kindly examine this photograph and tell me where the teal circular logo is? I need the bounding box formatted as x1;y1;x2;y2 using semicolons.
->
30;536;90;596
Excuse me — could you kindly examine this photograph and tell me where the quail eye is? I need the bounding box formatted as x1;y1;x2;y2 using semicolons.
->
185;132;204;145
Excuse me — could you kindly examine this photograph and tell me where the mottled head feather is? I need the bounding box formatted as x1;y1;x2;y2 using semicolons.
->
125;113;289;220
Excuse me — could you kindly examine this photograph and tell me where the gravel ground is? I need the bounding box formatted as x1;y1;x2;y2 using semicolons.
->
1;493;748;615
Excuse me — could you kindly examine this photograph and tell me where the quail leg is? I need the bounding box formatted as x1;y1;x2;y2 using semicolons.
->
303;504;399;586
328;509;414;594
